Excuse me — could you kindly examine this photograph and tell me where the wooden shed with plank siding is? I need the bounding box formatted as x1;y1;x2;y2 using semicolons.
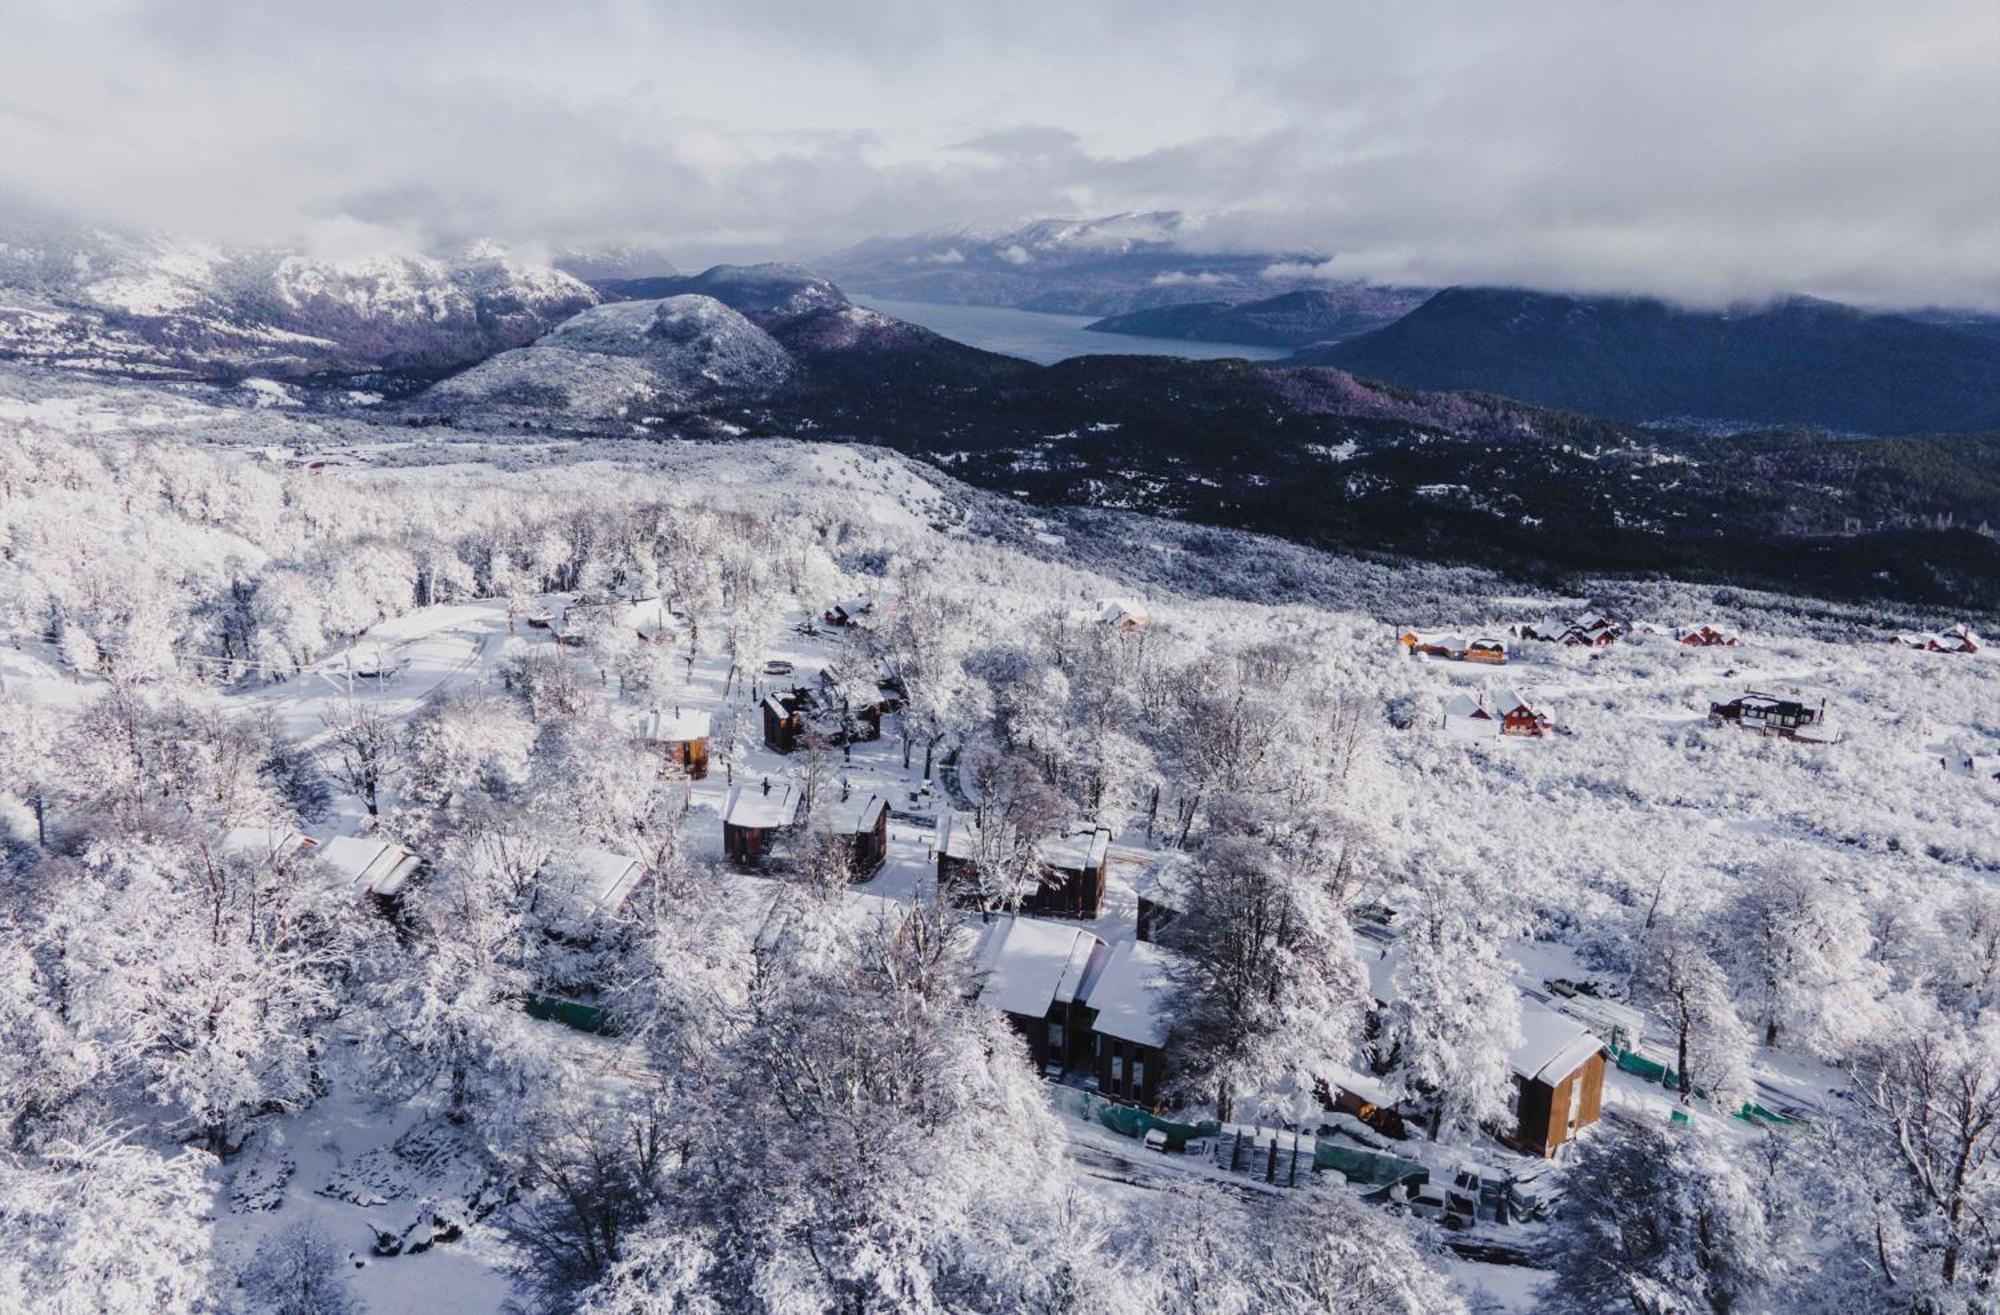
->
1508;1002;1609;1157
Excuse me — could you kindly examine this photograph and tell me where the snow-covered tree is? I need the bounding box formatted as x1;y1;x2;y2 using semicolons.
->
1633;920;1753;1110
230;1220;365;1315
1160;834;1368;1122
1542;1116;1776;1315
1381;882;1523;1141
1722;858;1884;1056
0;1135;218;1315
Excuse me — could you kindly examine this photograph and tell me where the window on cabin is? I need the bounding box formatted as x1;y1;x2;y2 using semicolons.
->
1132;1058;1145;1092
1048;1021;1065;1056
1111;1054;1125;1089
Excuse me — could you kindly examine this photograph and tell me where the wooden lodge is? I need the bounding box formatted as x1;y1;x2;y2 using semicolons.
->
1398;629;1508;665
1365;948;1607;1157
1087;940;1175;1107
1441;693;1498;738
933;811;982;894
723;779;802;868
829;790;890;878
762;691;806;753
823;598;873;628
637;707;711;779
1496;692;1550;738
1507;1002;1608;1157
1029;826;1113;920
1676;624;1738;648
973;916;1111;1075
1708;691;1835;743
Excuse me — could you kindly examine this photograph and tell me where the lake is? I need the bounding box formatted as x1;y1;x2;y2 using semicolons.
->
851;295;1292;366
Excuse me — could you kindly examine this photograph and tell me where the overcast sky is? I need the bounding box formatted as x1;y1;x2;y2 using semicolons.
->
2;0;1995;307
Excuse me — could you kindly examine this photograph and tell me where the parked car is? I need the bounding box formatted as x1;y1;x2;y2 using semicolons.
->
1143;1129;1170;1154
763;660;794;675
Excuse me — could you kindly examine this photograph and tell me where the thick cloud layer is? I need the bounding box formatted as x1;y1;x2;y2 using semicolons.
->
1;0;1994;308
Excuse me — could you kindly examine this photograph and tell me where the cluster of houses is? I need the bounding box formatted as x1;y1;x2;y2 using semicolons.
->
1893;623;1982;654
1511;613;1625;648
761;661;904;754
1441;691;1551;739
720;779;891;877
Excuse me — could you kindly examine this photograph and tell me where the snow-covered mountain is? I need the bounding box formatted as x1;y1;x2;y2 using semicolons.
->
0;217;598;381
822;212;1422;319
423;294;794;419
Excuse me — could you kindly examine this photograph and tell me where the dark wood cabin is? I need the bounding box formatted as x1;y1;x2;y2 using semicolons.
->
933;811;982;895
762;692;805;754
1025;827;1112;920
722;780;801;868
974;917;1109;1077
1708;691;1827;740
1086;941;1174;1107
833;792;890;878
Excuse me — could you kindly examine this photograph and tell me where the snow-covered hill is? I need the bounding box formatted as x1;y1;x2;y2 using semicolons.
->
0;217;597;380
422;295;794;420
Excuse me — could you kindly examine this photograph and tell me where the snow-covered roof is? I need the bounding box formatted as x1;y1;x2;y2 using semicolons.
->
935;810;981;861
1443;693;1489;720
540;847;644;920
829;791;888;835
316;835;422;897
827;597;871;618
973;916;1110;1020
724;781;801;830
1041;826;1111;872
638;707;711;742
1087;940;1177;1048
763;694;794;719
1511;1000;1606;1085
1497;690;1536;715
1135;850;1194;909
218;825;314;861
1096;598;1149;628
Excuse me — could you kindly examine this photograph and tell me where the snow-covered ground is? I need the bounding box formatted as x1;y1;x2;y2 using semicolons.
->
2;377;1995;1313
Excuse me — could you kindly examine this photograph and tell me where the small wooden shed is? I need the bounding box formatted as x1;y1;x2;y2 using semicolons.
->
762;692;805;754
638;707;711;779
1508;1002;1608;1157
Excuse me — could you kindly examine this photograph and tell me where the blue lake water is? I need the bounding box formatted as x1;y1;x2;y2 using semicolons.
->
851;295;1292;366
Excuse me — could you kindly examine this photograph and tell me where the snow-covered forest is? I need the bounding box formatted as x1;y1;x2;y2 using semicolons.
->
0;384;1996;1315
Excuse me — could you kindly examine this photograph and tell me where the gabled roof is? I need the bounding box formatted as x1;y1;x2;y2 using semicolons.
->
935;810;982;861
218;825;315;861
1041;826;1111;872
638;707;711;742
1087;940;1177;1048
1512;1000;1606;1085
1496;690;1537;716
829;792;888;835
1443;693;1490;720
540;847;644;920
316;835;422;897
973;916;1111;1019
1096;598;1149;628
724;781;801;830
